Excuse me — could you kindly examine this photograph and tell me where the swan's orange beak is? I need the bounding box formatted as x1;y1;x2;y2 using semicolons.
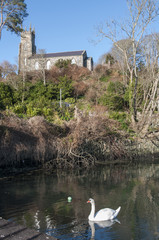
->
87;200;90;203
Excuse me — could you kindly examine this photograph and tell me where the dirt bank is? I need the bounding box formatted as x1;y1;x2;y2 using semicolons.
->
0;114;63;168
0;113;159;174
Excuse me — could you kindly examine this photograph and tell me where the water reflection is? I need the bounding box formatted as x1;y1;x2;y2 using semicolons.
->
89;219;119;239
0;163;159;239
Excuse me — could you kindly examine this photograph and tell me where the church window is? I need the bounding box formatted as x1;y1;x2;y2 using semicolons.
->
71;58;76;64
24;58;27;66
47;60;51;70
35;61;39;70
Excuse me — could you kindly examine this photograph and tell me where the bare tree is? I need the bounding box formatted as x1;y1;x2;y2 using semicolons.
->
111;39;141;84
37;49;47;85
0;61;17;79
97;0;159;132
135;33;159;135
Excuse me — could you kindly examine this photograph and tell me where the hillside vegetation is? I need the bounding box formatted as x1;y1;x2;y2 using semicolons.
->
0;59;159;170
0;62;131;130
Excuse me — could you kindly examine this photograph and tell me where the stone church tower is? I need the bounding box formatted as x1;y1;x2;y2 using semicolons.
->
19;26;36;72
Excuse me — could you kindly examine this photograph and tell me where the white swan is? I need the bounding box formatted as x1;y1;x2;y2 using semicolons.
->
87;198;121;221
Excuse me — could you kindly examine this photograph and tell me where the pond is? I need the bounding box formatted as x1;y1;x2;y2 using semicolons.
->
0;162;159;240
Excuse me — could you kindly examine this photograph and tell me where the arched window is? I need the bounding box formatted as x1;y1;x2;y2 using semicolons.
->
47;60;51;70
71;58;76;64
24;58;27;66
35;61;39;70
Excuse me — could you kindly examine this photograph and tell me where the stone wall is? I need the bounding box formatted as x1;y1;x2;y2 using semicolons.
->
19;29;36;72
27;55;84;71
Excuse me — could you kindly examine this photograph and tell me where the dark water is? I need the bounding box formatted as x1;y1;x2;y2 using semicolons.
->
1;163;159;239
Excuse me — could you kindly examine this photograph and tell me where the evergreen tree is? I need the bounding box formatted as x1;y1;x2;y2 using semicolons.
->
0;0;28;39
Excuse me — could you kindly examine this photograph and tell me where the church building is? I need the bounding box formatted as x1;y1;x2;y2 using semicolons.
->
18;27;93;72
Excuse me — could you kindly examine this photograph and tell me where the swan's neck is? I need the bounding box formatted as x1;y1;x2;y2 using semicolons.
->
89;202;95;220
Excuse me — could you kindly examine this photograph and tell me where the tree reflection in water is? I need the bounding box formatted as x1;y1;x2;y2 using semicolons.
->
0;163;159;239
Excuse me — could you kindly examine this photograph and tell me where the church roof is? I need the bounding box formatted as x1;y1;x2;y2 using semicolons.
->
29;50;85;59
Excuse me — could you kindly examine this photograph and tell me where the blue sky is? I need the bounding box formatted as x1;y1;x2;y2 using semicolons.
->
0;0;156;66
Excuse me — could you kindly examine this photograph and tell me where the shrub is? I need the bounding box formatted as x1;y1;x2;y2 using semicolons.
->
0;82;14;109
26;97;53;118
10;103;27;117
64;97;75;104
99;75;110;82
57;105;74;121
123;88;130;103
55;59;71;68
58;75;73;99
73;81;88;98
26;103;43;117
47;83;58;100
99;94;125;111
26;81;59;102
109;111;127;121
27;81;47;102
107;81;125;95
109;112;130;131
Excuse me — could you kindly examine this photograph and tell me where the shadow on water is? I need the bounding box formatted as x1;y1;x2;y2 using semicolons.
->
1;162;159;239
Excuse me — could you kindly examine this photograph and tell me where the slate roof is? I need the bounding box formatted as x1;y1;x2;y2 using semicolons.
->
29;50;85;59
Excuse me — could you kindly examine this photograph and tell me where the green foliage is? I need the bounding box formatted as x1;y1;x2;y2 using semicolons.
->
47;83;58;100
7;76;75;122
109;111;127;121
0;0;28;39
58;75;73;99
0;82;14;109
24;81;59;103
26;97;53;118
11;96;54;120
107;81;125;95
55;59;71;68
123;88;130;103
25;78;73;105
26;102;43;117
57;105;74;121
64;97;75;104
27;81;47;102
109;111;130;131
10;103;27;117
13;80;32;103
99;81;129;111
99;94;125;111
99;75;110;82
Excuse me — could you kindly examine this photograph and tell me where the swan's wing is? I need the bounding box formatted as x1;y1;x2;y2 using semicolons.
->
95;208;115;221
